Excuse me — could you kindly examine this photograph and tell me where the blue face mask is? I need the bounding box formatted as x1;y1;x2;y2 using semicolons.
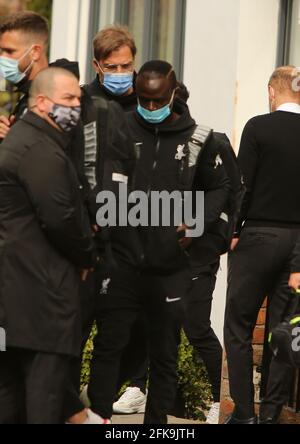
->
102;72;133;96
137;91;175;124
96;61;133;96
0;46;34;85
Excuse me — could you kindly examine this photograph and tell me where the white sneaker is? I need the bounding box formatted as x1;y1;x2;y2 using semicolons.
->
84;409;112;425
80;385;91;408
113;387;147;414
206;402;220;424
65;408;112;425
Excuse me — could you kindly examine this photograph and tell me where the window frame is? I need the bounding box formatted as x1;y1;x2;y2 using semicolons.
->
277;0;295;66
86;0;186;82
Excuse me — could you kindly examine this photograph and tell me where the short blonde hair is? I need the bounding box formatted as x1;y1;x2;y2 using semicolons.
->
93;25;137;62
269;65;300;95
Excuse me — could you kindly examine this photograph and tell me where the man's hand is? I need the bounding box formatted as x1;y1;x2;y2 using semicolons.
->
92;225;99;237
289;273;300;292
0;115;15;139
80;269;91;282
177;225;192;250
230;237;239;251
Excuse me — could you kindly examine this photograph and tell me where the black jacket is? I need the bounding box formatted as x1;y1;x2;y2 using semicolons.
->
81;89;135;224
85;76;137;112
109;101;230;273
1;60;88;200
0;112;95;357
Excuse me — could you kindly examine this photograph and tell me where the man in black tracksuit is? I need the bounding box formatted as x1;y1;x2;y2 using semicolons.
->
87;60;230;424
84;30;200;416
0;68;96;424
63;87;137;424
79;26;149;415
85;29;218;416
80;25;139;209
85;25;137;113
224;66;300;424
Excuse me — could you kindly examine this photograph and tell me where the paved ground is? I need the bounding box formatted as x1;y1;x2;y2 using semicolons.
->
112;414;203;425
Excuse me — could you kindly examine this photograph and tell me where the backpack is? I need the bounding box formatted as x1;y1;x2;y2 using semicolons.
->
187;127;245;253
214;132;246;250
269;293;300;368
81;89;110;192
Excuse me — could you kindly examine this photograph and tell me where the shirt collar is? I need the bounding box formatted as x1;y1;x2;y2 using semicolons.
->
276;103;300;114
21;111;71;150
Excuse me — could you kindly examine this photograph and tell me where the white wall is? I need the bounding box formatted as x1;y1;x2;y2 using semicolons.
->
234;0;280;148
184;0;280;342
50;0;91;83
184;0;240;139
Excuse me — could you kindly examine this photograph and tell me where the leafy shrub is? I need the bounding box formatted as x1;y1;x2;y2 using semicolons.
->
26;0;52;22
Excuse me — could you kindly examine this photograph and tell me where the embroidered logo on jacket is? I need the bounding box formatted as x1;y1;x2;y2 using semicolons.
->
175;144;187;161
100;278;111;295
214;154;223;169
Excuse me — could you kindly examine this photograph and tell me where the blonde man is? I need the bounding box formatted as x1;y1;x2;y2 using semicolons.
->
225;66;300;425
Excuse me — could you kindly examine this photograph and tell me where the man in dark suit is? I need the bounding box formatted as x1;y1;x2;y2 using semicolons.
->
0;67;96;424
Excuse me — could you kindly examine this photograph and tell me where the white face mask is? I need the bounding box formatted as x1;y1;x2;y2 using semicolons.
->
0;46;34;84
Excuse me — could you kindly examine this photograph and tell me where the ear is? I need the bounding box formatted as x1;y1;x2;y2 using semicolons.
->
268;85;275;101
93;59;100;73
36;95;49;113
31;44;43;62
93;59;104;83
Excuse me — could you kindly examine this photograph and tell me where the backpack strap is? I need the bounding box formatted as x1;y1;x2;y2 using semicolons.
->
178;124;213;191
83;95;110;189
91;96;109;112
190;124;213;146
188;124;213;167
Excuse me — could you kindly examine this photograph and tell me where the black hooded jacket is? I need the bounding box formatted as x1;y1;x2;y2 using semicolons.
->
109;101;230;273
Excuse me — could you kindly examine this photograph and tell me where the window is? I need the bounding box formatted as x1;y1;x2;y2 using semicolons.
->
288;0;300;65
87;0;186;82
278;0;300;66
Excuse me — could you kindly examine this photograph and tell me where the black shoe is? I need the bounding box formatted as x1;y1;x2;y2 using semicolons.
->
259;404;282;425
224;414;258;424
259;417;279;424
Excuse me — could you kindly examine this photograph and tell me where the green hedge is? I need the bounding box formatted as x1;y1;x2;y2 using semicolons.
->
26;0;52;22
177;333;212;420
81;329;212;421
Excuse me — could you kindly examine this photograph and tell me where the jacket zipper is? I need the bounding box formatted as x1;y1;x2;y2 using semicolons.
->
140;128;161;264
147;128;160;197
